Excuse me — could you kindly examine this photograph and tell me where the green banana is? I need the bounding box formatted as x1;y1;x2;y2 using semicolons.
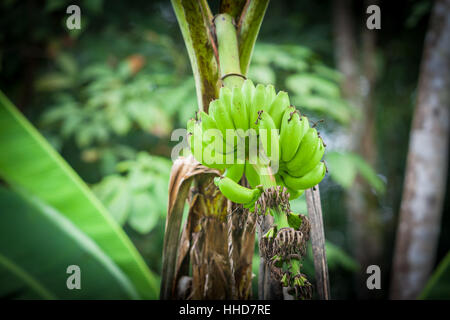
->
219;87;234;118
257;110;280;164
214;176;262;204
202;134;231;170
242;79;255;129
202;152;230;170
268;91;290;129
187;118;195;135
288;188;304;200
198;111;223;144
300;114;310;137
188;120;203;163
187;117;197;159
285;128;319;173
245;162;260;188
282;162;326;190
187;115;230;169
210;97;235;133
265;84;276;110
186;81;327;189
276;174;304;200
224;163;245;182
254;84;268;111
295;137;325;177
279;107;305;162
231;87;249;133
249;84;267;129
209;99;235;151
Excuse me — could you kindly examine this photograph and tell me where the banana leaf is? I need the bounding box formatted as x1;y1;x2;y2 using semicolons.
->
0;91;158;299
0;187;138;299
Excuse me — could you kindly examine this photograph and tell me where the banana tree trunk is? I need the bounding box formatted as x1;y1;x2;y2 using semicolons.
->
161;0;268;300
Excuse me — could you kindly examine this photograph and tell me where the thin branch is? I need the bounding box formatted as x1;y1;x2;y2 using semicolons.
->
305;186;330;300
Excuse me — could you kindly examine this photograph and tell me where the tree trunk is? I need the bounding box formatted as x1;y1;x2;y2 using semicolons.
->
390;0;450;300
333;0;382;298
164;0;269;300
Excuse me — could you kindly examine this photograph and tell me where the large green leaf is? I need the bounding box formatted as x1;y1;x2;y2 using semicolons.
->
420;251;450;299
0;187;138;299
0;91;158;299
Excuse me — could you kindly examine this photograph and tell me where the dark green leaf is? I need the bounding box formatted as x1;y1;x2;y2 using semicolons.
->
0;187;138;299
0;92;158;299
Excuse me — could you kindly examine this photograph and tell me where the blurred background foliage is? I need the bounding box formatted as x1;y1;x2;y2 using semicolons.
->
0;0;448;299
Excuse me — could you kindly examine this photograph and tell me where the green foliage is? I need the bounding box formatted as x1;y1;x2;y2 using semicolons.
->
324;241;359;272
421;251;450;299
405;0;432;28
0;92;158;299
0;0;434;300
93;152;171;234
0;187;138;299
326;151;385;194
249;43;352;124
287;192;358;274
38;53;195;150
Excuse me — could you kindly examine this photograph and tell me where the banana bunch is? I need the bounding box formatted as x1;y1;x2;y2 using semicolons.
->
277;105;326;197
186;80;326;205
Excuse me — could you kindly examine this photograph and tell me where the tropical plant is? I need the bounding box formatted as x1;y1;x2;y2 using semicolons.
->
161;0;333;300
0;92;158;299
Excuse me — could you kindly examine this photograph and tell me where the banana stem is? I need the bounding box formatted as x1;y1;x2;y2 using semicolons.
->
252;163;289;229
290;258;301;275
214;13;244;89
254;162;302;285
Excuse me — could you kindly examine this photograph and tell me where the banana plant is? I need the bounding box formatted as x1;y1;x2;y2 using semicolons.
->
163;0;329;300
161;0;270;300
0;92;158;299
